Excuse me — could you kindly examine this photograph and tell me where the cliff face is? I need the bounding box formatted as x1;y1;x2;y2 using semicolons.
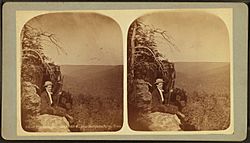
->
129;79;181;131
21;82;69;132
21;82;41;131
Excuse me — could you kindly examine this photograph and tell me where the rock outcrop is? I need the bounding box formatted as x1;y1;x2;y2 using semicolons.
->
36;114;70;132
137;112;181;131
21;82;70;132
129;79;181;131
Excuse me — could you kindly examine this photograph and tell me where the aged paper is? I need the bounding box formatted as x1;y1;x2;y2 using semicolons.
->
16;8;233;135
2;2;248;141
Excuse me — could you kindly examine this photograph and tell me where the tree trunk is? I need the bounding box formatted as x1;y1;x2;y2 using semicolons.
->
130;21;137;78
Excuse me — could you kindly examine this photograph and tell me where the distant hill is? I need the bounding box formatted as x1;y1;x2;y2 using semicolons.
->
174;62;229;77
60;65;123;99
174;62;230;94
60;63;230;97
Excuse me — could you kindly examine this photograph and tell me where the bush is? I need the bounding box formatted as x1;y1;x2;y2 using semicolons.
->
69;93;123;131
182;91;230;130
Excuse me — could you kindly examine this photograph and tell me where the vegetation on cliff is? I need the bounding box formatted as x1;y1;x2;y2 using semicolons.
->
21;24;69;132
127;19;230;131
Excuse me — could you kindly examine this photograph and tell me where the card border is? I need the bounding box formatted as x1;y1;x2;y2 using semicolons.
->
2;2;248;141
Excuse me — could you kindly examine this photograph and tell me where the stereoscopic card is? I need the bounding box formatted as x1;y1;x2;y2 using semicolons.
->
2;2;248;141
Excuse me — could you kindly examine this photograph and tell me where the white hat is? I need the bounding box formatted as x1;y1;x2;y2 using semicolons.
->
154;78;164;84
44;81;53;87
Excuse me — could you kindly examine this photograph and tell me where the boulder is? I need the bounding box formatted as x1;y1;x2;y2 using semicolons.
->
130;79;152;112
146;112;181;131
136;112;181;131
36;114;70;132
21;82;41;131
21;82;70;132
21;82;41;116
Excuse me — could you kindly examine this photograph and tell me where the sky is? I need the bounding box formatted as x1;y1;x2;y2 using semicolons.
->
26;12;123;65
25;11;230;64
138;11;230;62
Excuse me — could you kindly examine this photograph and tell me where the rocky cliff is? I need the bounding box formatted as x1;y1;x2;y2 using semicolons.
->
129;79;181;131
21;82;70;132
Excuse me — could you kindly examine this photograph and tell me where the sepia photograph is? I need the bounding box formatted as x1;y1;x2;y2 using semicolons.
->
127;11;231;131
2;2;247;141
20;12;123;132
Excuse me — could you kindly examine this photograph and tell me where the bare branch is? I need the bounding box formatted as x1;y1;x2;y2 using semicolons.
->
40;33;67;55
135;20;180;52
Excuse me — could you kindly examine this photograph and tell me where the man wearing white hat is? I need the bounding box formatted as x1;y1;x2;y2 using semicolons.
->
151;78;166;112
40;81;74;123
40;81;54;114
151;78;186;118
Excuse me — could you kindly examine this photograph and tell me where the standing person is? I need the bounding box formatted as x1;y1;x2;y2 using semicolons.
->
40;81;74;123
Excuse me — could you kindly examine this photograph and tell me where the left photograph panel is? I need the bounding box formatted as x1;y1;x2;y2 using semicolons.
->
20;12;123;132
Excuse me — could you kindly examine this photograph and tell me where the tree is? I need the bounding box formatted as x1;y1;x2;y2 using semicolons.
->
21;24;66;89
20;24;70;131
127;19;178;93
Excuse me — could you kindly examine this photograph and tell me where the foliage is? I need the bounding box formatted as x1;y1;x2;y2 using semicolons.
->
21;24;65;88
21;24;70;132
127;20;230;131
175;63;231;130
127;20;177;94
21;24;123;132
69;93;123;131
182;91;230;130
60;65;123;131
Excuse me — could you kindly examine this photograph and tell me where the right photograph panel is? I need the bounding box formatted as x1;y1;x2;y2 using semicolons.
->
127;11;231;131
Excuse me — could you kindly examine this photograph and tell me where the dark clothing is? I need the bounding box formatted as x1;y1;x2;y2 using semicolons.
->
40;91;53;114
151;88;166;112
151;88;178;114
152;88;164;105
40;91;66;117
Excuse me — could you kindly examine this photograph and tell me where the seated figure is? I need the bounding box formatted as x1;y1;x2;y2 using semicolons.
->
130;79;182;131
40;81;74;124
151;78;185;118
